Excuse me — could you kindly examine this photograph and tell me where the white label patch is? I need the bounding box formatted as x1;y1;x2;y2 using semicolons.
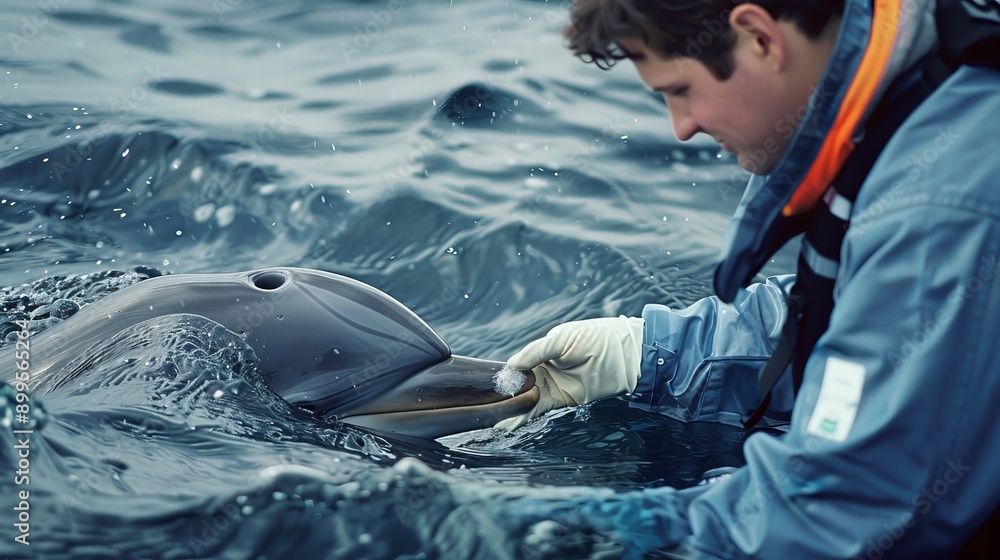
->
806;356;865;442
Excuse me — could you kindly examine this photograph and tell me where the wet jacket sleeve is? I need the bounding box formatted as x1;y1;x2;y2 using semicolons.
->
629;275;797;425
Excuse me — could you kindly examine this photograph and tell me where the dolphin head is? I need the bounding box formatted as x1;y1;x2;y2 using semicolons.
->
236;268;539;438
10;267;537;439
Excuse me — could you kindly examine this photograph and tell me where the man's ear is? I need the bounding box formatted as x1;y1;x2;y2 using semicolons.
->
729;3;787;70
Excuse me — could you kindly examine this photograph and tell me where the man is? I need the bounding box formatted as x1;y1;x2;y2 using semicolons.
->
497;0;1000;557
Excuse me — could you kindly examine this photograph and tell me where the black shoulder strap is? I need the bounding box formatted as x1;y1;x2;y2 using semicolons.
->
937;0;1000;71
740;285;803;428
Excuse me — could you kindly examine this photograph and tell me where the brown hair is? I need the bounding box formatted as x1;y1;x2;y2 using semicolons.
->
564;0;844;79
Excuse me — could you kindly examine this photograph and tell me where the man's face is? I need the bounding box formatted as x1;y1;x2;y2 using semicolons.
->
618;31;815;176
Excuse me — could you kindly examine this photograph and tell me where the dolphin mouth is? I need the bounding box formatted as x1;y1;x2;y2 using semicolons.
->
337;355;538;438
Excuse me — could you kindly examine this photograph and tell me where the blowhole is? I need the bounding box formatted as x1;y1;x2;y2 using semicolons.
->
251;271;289;290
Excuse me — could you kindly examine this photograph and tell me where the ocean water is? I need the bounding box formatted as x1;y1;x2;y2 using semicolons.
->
0;1;796;558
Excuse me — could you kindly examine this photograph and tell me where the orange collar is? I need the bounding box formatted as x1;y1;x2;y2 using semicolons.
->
783;0;904;216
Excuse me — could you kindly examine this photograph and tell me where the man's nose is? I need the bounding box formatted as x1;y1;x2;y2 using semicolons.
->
667;100;699;142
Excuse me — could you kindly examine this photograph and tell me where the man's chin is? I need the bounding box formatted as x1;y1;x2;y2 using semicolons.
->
736;152;776;176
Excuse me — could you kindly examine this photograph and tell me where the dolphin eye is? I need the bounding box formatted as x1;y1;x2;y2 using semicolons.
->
251;271;289;290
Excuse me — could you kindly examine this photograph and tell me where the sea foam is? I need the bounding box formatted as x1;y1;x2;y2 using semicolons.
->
492;365;528;397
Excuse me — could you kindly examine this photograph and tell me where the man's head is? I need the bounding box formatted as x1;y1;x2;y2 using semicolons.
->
566;1;843;174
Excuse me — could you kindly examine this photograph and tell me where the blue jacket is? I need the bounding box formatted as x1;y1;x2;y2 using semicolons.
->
618;1;1000;557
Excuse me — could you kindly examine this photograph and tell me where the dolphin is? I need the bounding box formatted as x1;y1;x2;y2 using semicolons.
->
0;267;538;438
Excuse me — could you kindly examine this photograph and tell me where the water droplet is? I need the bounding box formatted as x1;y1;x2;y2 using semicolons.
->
194;203;215;222
216;205;236;228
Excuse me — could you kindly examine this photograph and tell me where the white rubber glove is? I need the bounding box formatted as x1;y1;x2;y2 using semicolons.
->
495;316;644;430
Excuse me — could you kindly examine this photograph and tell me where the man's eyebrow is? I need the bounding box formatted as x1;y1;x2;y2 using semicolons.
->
649;83;682;94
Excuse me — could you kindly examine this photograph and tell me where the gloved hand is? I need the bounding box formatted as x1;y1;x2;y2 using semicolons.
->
495;316;644;430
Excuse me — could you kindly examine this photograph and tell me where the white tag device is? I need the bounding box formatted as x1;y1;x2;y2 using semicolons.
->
806;356;866;443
